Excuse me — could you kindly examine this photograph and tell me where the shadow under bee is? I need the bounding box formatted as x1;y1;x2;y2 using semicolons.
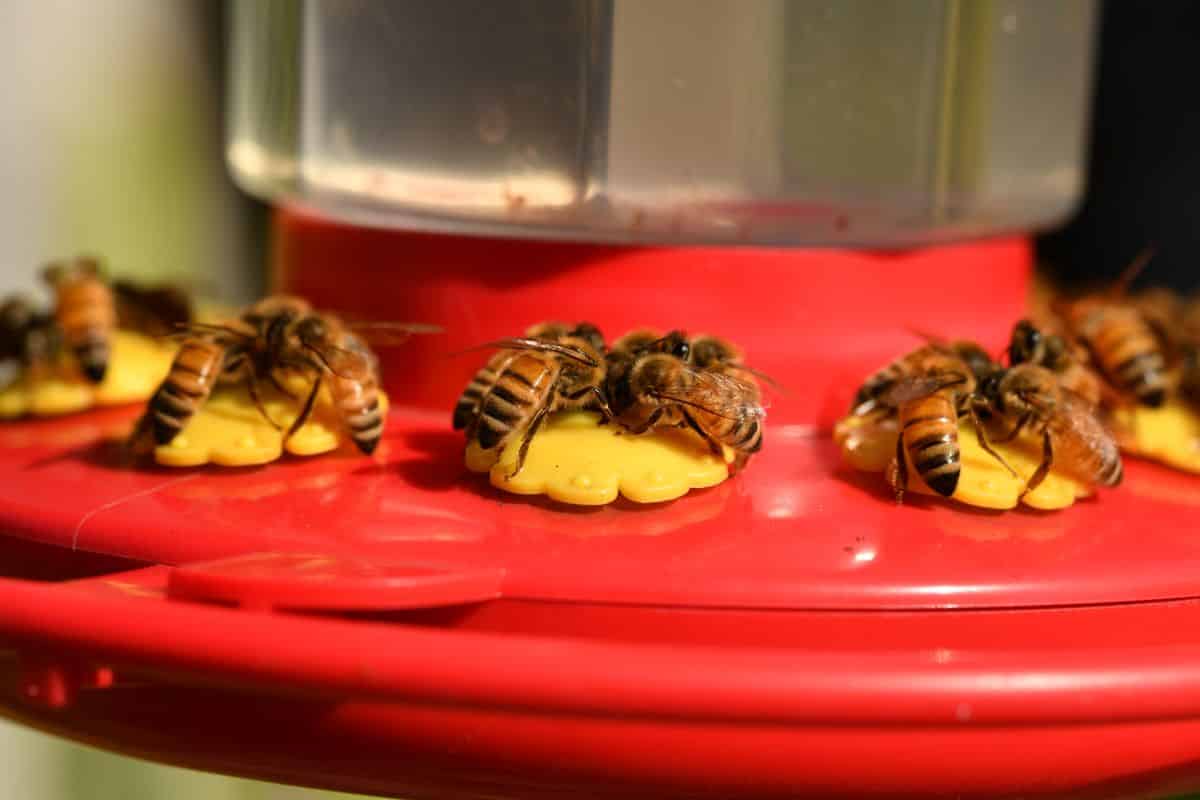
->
390;429;472;493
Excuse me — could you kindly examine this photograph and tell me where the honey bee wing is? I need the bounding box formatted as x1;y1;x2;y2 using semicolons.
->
879;374;967;408
728;364;786;396
706;368;772;409
112;281;193;332
1051;387;1123;477
344;321;442;347
652;368;766;421
300;339;374;381
163;321;254;342
464;337;599;366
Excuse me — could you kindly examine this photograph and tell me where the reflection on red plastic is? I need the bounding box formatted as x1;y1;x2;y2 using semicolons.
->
167;552;504;611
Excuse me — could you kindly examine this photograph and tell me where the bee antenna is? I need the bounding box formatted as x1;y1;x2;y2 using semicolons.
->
1110;246;1156;298
905;327;947;345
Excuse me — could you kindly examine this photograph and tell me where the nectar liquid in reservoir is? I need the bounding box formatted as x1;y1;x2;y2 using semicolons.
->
228;0;1097;248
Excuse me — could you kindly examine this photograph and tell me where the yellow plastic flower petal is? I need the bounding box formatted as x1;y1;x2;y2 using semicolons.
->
465;410;731;505
1112;399;1200;473
153;377;389;468
834;414;1089;510
0;331;175;419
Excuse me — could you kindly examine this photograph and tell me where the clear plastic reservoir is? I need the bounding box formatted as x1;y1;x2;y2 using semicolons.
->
228;0;1097;247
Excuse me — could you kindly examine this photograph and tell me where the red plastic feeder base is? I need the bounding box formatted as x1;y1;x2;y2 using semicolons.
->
0;211;1198;799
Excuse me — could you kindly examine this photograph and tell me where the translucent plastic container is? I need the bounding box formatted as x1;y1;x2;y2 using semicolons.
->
228;0;1097;247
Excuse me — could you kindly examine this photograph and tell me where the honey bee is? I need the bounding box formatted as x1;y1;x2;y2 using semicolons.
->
42;256;116;383
971;364;1123;495
240;296;402;455
456;321;610;478
1059;298;1169;408
1006;319;1104;409
138;295;423;455
604;330;765;470
0;297;58;388
1055;250;1169;408
603;330;691;428
849;345;1013;502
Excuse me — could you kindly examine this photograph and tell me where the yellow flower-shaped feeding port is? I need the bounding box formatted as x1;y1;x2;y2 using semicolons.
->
1112;399;1200;474
153;378;389;468
835;414;1089;511
0;331;175;418
465;411;732;505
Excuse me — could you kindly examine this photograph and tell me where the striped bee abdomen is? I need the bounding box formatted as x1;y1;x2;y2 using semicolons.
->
454;352;509;430
330;372;384;455
899;392;961;497
474;353;554;451
149;338;225;444
1084;308;1168;407
697;407;763;455
56;278;116;383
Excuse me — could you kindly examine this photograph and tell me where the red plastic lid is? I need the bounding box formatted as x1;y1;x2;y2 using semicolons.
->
5;224;1200;798
1;404;1198;613
0;220;1195;614
1;222;1197;613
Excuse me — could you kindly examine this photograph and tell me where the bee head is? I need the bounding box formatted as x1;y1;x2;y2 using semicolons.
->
690;335;741;368
950;341;996;381
630;353;681;402
1000;364;1059;416
570;322;606;354
42;256;102;288
977;369;1006;410
295;314;328;345
658;330;690;361
0;297;35;330
1007;319;1042;366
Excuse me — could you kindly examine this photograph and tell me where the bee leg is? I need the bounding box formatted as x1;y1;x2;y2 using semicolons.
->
567;385;615;424
889;428;907;504
625;407;665;435
268;371;302;400
507;404;550;480
246;376;283;431
967;405;1019;478
1021;429;1054;498
681;409;724;457
992;412;1031;444
283;373;323;445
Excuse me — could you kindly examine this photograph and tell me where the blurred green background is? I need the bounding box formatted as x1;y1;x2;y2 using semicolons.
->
0;721;365;800
0;1;367;797
0;0;262;303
